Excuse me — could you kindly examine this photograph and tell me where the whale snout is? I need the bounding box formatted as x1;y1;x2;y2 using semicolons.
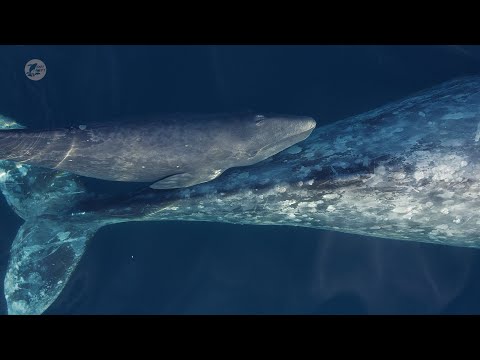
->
306;117;317;130
296;116;316;134
252;113;316;138
280;115;316;141
245;114;317;163
256;114;316;145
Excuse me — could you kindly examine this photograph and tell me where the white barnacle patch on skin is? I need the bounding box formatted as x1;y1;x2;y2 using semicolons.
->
275;185;287;193
375;165;386;176
79;125;87;130
412;153;467;183
306;179;314;186
392;205;414;214
10;300;28;314
286;145;302;154
297;202;318;210
364;165;387;187
326;205;336;212
14;164;28;177
279;200;296;208
413;171;425;181
0;170;8;182
442;112;476;120
393;172;406;180
57;232;71;241
323;193;340;200
432;164;460;182
418;111;426;117
475;120;480;142
437;190;455;199
432;224;454;236
441;208;450;215
453;218;461;224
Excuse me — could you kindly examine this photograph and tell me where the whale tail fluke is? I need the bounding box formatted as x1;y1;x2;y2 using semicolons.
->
4;217;101;315
0;115;99;314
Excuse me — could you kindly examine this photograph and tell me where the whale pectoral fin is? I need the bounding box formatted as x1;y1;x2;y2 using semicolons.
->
150;173;197;189
150;169;226;190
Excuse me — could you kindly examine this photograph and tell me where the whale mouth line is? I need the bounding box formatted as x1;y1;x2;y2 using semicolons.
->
256;127;316;158
283;128;314;144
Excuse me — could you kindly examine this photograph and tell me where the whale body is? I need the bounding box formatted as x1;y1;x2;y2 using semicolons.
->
2;76;480;314
0;113;316;189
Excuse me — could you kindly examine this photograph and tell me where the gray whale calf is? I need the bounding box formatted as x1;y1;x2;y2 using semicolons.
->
0;113;316;189
2;75;480;314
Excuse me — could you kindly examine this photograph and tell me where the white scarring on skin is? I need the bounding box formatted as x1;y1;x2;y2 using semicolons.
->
475;120;480;142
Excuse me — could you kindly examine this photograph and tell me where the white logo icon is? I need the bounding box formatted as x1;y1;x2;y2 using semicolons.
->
24;59;47;81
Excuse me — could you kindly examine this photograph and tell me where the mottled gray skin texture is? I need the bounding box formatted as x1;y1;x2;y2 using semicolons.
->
96;76;480;249
0;113;316;189
2;75;480;315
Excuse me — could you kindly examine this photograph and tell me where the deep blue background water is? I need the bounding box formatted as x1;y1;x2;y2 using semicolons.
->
2;45;480;314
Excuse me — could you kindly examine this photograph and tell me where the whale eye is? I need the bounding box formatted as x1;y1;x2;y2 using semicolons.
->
255;115;265;126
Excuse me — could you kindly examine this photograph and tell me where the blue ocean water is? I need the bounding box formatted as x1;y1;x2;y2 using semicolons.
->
1;45;480;314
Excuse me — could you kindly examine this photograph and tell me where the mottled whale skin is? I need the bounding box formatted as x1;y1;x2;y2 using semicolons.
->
2;75;480;315
0;113;316;189
95;76;480;249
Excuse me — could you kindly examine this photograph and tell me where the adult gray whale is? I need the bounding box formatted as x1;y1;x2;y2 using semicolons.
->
2;75;480;315
0;113;316;189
